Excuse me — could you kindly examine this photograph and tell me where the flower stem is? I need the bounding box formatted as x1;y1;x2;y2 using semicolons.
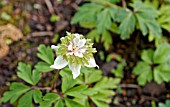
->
51;69;60;90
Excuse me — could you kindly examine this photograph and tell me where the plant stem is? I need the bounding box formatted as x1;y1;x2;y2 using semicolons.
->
51;69;60;90
121;0;127;8
32;86;51;90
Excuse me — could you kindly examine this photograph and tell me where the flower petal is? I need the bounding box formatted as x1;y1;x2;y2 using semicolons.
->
50;55;68;69
69;63;81;79
79;48;86;53
68;44;73;51
74;33;79;37
85;58;99;68
73;35;80;46
74;51;83;57
51;45;60;51
78;39;86;48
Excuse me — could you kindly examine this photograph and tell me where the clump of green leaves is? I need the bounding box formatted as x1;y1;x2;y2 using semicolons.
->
133;43;170;86
1;63;42;107
158;4;170;33
40;68;120;107
111;55;126;78
1;44;120;107
71;0;164;49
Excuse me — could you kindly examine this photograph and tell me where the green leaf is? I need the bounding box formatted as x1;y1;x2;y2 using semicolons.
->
132;61;152;86
111;60;126;78
65;98;84;107
17;62;41;85
91;93;111;103
71;3;103;25
33;89;42;103
73;98;90;107
32;70;41;85
40;93;59;107
82;88;98;96
54;100;64;107
80;21;96;28
109;22;119;34
17;62;33;85
35;62;54;72
37;44;54;64
134;1;162;37
158;5;170;33
1;82;30;103
154;64;170;84
60;68;77;93
153;43;170;64
18;90;33;107
115;8;129;22
94;77;120;90
141;49;154;64
91;97;109;107
97;8;112;34
118;9;136;39
159;100;170;107
87;29;100;43
65;85;88;99
101;30;112;50
82;68;102;84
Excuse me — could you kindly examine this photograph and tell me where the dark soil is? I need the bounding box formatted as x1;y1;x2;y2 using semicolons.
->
0;0;170;107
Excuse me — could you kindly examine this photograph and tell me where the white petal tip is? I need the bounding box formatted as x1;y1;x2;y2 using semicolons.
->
73;73;80;79
96;65;99;69
50;65;58;69
51;45;60;50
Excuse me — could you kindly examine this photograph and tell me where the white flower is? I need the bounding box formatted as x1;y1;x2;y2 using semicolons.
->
67;34;86;57
50;33;98;79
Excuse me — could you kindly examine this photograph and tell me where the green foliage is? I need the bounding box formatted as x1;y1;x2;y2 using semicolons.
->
133;43;170;85
35;44;54;72
71;0;167;50
101;30;112;50
71;2;116;50
39;67;120;107
1;62;43;107
1;82;30;103
40;93;61;107
96;8;113;34
159;100;170;107
37;44;54;65
71;3;103;26
158;5;170;33
17;62;41;85
116;8;136;39
134;1;161;37
111;55;126;78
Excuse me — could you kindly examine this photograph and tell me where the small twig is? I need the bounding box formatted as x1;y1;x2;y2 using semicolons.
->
31;31;54;37
44;0;54;14
119;84;142;93
119;84;140;89
141;95;158;101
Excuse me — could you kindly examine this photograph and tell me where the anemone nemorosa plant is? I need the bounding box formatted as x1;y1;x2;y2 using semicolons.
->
50;32;98;79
